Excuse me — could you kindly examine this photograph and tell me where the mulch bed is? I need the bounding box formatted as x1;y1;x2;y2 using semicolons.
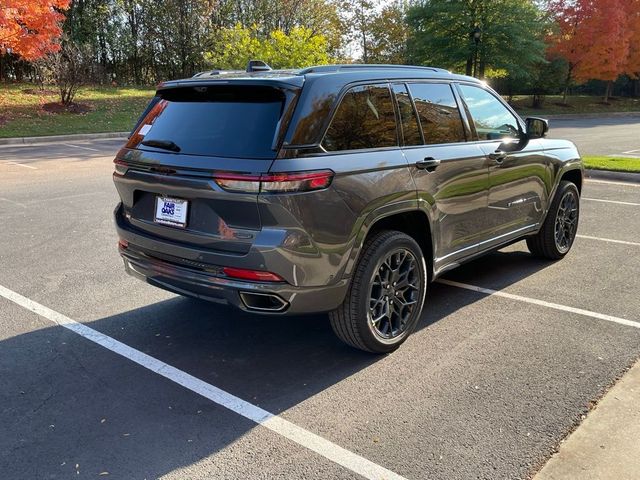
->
42;102;92;114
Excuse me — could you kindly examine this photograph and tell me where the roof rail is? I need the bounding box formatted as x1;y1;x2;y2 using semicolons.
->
298;64;450;75
192;70;221;78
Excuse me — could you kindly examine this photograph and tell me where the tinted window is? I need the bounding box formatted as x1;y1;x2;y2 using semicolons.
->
130;86;285;158
323;84;397;151
459;84;520;140
392;84;422;146
408;83;466;145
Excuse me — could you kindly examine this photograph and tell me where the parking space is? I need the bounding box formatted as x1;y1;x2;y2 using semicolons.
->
550;116;640;156
1;142;639;479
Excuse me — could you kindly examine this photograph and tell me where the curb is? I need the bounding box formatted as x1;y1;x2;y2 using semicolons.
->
545;111;640;120
586;169;640;183
0;131;129;146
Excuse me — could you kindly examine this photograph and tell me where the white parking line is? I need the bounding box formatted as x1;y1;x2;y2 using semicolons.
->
0;197;27;208
437;279;639;329
0;284;407;480
583;197;640;207
0;161;37;170
576;235;640;247
62;143;100;152
586;179;640;188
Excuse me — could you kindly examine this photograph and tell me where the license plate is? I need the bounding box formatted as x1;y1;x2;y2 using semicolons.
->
154;196;188;228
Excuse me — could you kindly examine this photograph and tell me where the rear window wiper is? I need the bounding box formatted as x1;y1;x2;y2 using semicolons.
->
140;139;181;152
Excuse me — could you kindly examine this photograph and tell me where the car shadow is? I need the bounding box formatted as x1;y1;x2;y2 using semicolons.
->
1;243;558;479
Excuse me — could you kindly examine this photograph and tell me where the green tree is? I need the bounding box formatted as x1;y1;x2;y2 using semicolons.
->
406;0;547;79
205;24;330;70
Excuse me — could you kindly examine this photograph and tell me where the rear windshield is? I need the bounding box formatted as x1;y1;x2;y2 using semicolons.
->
132;85;286;159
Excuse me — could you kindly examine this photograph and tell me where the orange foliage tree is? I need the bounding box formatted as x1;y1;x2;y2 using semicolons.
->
0;0;69;61
625;0;640;83
549;0;633;102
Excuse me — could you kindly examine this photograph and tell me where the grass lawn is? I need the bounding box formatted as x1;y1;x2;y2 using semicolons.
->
0;82;155;138
510;95;640;116
582;156;640;173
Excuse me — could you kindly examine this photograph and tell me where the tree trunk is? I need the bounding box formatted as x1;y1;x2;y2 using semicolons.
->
603;81;612;103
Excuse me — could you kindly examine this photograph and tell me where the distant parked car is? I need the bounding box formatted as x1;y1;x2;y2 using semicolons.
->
113;62;583;353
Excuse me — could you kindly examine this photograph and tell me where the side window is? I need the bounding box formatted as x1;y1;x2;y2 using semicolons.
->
408;83;466;145
392;84;422;146
323;84;397;151
458;84;520;140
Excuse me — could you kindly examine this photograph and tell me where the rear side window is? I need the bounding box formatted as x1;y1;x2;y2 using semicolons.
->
458;84;520;140
408;83;466;145
323;84;397;152
130;85;285;159
392;84;422;146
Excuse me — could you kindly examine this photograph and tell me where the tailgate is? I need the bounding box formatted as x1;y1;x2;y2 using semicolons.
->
113;83;296;254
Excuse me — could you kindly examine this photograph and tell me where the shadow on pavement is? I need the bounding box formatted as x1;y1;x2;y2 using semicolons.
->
0;247;561;479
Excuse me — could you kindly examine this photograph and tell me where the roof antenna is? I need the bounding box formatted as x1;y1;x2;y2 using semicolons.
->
246;60;272;72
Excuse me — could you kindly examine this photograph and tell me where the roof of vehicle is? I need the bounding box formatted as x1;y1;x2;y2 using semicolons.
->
159;64;480;89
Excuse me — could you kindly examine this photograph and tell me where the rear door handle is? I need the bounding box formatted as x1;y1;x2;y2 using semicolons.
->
488;150;507;164
415;157;441;172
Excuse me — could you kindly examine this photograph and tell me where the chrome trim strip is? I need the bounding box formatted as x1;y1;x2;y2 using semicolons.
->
436;223;538;263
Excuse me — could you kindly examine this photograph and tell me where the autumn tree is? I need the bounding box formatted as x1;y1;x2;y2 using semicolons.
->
0;0;69;60
624;0;640;95
367;1;410;64
549;0;632;102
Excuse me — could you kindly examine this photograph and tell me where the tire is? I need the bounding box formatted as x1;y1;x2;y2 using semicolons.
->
329;230;428;353
526;180;580;260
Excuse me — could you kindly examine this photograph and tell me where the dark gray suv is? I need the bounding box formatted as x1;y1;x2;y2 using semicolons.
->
113;63;583;353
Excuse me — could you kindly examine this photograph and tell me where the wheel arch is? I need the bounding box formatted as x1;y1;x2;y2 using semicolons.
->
559;167;583;193
345;208;435;281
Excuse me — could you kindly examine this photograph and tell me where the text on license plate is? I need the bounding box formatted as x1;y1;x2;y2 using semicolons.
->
154;196;188;227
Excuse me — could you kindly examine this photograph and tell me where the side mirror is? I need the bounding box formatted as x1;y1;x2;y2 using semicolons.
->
525;117;549;139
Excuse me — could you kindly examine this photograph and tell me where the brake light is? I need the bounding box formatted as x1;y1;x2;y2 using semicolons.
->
222;267;284;282
213;170;334;193
113;157;129;174
213;173;262;193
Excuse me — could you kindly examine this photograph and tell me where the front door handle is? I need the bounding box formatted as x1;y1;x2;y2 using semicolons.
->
488;150;507;164
415;157;441;172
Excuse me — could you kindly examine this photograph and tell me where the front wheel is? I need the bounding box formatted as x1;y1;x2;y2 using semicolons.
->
527;180;580;260
329;230;427;353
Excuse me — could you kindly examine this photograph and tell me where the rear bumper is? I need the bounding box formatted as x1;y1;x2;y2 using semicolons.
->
115;207;349;315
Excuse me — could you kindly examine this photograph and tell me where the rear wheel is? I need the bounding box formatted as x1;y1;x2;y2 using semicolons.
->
329;230;427;353
526;180;580;259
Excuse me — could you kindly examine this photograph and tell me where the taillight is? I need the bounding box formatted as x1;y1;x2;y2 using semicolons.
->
222;267;284;282
113;158;128;174
212;173;262;193
261;171;334;192
213;170;334;193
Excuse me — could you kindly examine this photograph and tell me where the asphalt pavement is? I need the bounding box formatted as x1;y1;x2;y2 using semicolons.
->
0;137;639;479
549;115;640;157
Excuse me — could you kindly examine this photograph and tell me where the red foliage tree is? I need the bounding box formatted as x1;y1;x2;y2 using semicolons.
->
549;0;632;102
0;0;69;61
625;0;640;79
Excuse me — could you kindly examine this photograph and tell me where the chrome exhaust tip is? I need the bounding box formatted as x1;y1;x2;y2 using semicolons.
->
239;292;289;312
